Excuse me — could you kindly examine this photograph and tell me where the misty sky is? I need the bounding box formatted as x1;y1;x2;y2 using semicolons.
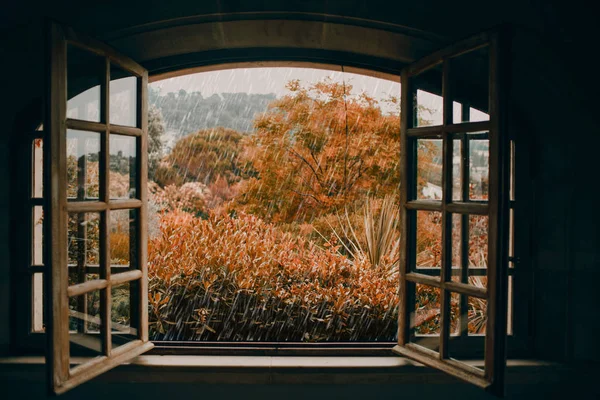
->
150;67;401;101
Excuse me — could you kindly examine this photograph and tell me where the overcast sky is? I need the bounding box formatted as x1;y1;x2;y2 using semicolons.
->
150;67;401;102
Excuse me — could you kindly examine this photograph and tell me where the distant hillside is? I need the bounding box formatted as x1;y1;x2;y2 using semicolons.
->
149;87;276;137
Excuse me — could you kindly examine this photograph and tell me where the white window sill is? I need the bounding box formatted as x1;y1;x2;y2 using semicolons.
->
0;355;564;385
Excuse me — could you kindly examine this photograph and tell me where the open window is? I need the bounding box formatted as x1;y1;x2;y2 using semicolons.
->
45;22;153;394
392;31;509;395
43;21;509;395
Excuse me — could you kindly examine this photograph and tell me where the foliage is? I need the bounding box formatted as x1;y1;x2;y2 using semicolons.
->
154;127;251;188
148;208;400;341
148;105;165;176
149;87;276;135
235;79;400;224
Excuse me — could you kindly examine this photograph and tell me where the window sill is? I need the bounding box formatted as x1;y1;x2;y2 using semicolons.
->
0;355;568;385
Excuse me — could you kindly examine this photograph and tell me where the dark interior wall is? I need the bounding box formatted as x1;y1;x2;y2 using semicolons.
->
1;0;598;367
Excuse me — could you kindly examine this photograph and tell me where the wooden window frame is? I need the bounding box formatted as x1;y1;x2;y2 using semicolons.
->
44;21;153;395
393;29;511;396
8;22;524;396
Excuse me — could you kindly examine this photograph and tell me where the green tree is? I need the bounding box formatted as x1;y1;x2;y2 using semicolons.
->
148;105;165;177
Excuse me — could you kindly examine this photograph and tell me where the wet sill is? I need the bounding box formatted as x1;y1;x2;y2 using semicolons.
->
0;355;564;385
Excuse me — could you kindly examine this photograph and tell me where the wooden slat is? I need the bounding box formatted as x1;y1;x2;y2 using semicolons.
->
110;124;143;137
407;31;490;77
406;126;443;138
66;118;106;133
138;71;150;342
405;272;442;287
46;21;70;391
446;202;488;215
63;25;146;77
484;29;510;396
438;59;452;360
445;281;487;299
392;344;490;388
406;200;442;212
56;341;154;395
406;121;490;137
111;270;143;286
67;279;108;298
109;199;142;210
100;56;112;357
65;262;142;297
66;201;108;213
397;68;411;346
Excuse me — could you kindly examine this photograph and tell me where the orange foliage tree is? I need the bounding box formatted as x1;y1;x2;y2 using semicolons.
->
235;79;400;224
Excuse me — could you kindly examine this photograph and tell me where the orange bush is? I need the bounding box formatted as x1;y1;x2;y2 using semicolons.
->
148;209;401;341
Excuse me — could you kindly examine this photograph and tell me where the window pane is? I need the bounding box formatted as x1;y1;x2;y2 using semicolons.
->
451;139;462;201
111;280;139;350
450;214;488;288
110;64;138;127
449;46;489;123
32;138;43;198
411;283;441;352
32;273;44;333
110;209;136;266
411;210;442;276
416;139;442;200
469;138;489;200
69;289;103;363
67;212;101;267
67;130;100;200
32;206;44;265
67;45;103;123
109;134;137;199
448;294;486;366
412;64;443;127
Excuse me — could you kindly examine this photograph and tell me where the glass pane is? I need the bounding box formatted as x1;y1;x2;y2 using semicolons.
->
32;138;43;198
110;134;137;199
110;64;138;127
411;283;441;352
67;130;100;200
112;281;139;349
32;206;44;265
32;273;44;333
69;289;103;363
467;296;487;335
67;45;103;123
412;64;443;127
468;215;488;284
449;46;489;123
507;276;513;335
448;294;486;366
510;140;516;201
67;212;101;267
509;208;514;259
450;213;488;287
469;138;489;200
412;211;442;276
451;139;462;201
449;291;460;336
416;139;442;200
452;101;463;124
110;209;136;266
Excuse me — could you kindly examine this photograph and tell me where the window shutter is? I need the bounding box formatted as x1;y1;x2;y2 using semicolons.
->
393;29;510;396
45;21;153;395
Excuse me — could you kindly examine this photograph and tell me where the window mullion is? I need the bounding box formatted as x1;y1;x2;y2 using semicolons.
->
439;59;452;360
100;56;112;357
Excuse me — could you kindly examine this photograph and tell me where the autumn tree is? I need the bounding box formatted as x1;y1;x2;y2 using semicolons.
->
148;105;165;177
236;79;400;224
154;126;251;187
